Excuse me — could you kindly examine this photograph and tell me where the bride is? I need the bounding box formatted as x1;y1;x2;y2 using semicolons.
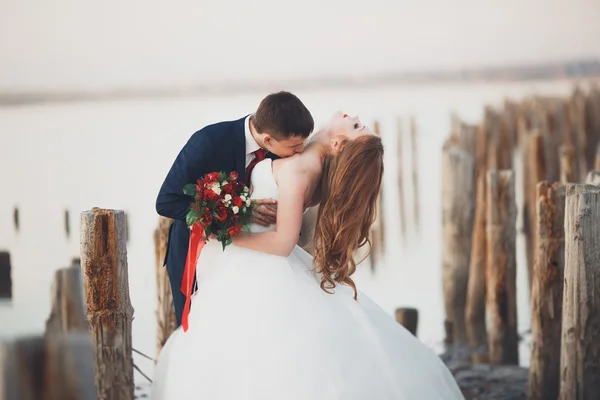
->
151;112;464;400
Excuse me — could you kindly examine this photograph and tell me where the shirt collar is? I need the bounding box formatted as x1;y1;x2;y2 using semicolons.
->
245;115;261;155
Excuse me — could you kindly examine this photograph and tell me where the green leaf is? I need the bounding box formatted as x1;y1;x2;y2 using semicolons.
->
183;183;197;196
186;212;197;227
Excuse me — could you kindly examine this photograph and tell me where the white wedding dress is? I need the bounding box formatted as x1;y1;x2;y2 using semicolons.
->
151;159;464;400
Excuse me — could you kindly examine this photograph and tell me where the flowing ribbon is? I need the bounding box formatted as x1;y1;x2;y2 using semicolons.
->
180;223;207;332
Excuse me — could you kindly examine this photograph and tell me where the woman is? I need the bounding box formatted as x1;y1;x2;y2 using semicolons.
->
152;112;464;400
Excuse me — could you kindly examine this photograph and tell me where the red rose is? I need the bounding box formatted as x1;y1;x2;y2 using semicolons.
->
227;225;242;237
217;207;228;222
232;196;243;207
203;189;217;201
221;183;234;195
228;171;239;181
204;172;220;184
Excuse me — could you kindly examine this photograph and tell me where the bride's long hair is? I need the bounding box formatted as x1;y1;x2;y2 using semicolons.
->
312;134;384;300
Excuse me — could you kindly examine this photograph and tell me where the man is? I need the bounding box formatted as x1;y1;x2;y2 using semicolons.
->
156;91;314;326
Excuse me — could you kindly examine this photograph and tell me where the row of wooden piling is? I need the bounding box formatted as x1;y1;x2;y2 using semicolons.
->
442;84;600;399
1;209;134;400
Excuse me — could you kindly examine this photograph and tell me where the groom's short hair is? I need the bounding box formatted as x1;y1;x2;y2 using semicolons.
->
253;91;314;140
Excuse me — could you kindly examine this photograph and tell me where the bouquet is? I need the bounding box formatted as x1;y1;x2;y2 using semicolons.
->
183;170;254;250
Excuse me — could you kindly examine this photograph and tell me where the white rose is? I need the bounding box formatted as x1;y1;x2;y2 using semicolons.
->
246;199;251;207
224;194;232;201
232;206;239;214
210;183;221;195
240;195;246;201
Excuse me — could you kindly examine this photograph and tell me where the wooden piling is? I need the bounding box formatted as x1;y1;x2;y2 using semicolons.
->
560;184;600;399
369;120;385;269
299;205;319;256
409;116;420;233
156;216;177;355
486;170;518;365
80;208;134;400
0;252;11;300
525;132;548;288
395;308;418;336
441;143;475;346
45;266;88;335
465;174;488;363
529;181;566;400
559;145;577;183
396;118;407;242
585;171;600;186
0;334;97;400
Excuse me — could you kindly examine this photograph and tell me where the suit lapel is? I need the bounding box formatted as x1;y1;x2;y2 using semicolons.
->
232;115;248;182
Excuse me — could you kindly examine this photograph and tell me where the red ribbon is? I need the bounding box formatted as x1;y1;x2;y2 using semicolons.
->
180;223;207;332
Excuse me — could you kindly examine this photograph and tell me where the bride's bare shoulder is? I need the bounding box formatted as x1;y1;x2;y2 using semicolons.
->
272;156;312;187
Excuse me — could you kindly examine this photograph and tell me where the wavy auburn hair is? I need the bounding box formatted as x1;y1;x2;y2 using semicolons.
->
312;134;384;300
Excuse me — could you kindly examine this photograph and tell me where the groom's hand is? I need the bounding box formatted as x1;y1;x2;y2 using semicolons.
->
253;199;277;227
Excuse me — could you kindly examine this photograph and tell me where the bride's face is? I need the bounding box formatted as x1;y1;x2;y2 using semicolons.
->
327;111;374;152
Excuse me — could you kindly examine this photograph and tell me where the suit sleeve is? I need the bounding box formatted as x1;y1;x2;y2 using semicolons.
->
156;131;213;221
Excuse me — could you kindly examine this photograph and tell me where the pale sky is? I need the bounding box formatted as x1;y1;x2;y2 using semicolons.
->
1;0;599;91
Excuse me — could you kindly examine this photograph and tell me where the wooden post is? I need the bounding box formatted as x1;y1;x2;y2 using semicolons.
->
80;208;134;400
465;174;488;363
13;207;19;232
529;182;566;400
45;266;88;335
585;171;600;186
560;184;600;399
486;170;519;365
155;217;177;356
395;308;418;336
369;120;385;269
410;116;420;233
396;118;407;242
0;334;97;400
0;252;11;300
441;143;475;346
299;205;319;256
559;145;577;183
525;132;548;289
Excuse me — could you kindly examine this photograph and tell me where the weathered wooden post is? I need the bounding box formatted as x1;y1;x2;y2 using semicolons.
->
396;118;407;242
465;174;488;363
585;171;600;186
486;170;519;365
559;144;576;183
525;132;548;288
299;205;319;256
155;216;177;355
409;116;420;233
441;143;475;346
395;307;418;336
45;266;88;335
369;120;385;269
0;252;11;300
559;184;600;399
0;334;97;400
529;181;566;400
80;208;134;400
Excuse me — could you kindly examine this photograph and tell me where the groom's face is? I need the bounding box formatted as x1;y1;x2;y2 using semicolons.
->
264;135;306;158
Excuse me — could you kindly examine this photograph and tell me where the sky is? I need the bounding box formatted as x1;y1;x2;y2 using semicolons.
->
1;0;599;92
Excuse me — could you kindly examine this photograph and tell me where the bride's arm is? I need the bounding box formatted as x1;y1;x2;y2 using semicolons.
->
232;166;308;257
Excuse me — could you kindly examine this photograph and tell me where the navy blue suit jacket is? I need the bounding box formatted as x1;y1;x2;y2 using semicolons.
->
156;115;278;326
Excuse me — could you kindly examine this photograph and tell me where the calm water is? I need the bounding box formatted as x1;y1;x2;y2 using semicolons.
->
0;80;592;381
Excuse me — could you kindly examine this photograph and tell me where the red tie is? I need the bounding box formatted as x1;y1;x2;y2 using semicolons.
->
245;149;267;185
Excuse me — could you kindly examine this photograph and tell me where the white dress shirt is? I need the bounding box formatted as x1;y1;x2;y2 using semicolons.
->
244;115;262;168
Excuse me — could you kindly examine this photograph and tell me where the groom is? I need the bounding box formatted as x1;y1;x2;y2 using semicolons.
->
156;91;314;326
